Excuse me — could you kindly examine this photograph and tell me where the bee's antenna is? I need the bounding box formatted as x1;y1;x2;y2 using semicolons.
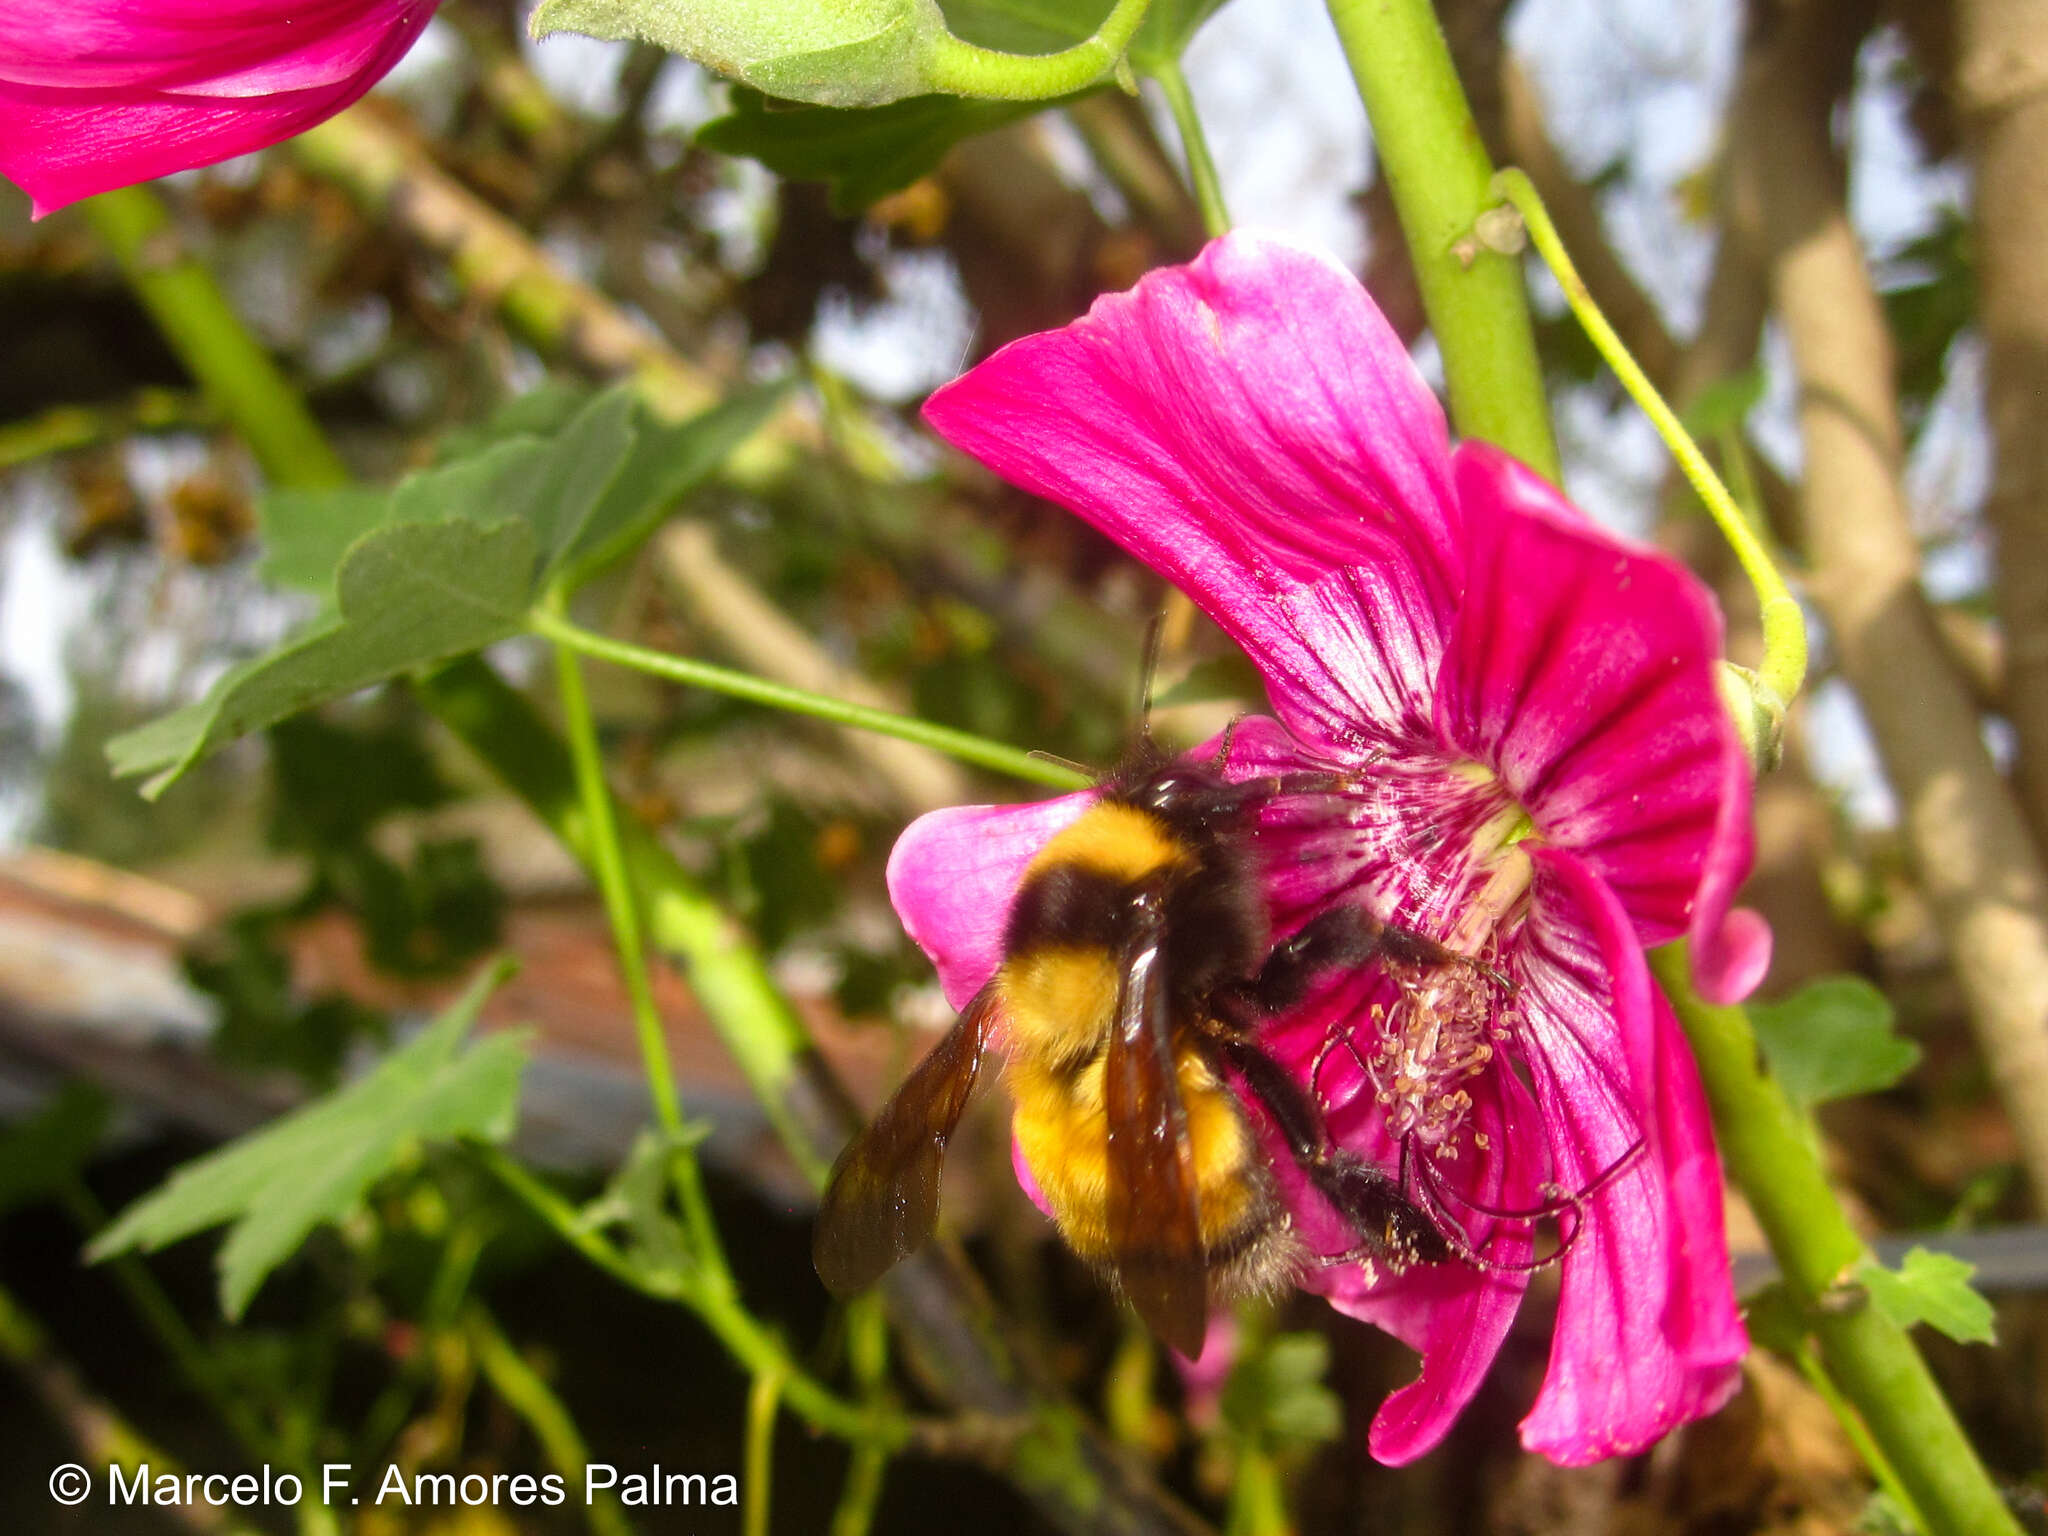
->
1135;612;1165;746
1028;749;1098;779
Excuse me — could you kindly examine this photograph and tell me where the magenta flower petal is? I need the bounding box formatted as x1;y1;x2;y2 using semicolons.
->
888;235;1759;1466
1513;848;1745;1462
1276;1051;1541;1463
886;793;1091;1010
1437;444;1771;1003
922;232;1462;756
0;0;435;218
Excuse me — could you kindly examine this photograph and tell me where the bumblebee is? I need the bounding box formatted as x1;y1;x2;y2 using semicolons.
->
813;742;1488;1356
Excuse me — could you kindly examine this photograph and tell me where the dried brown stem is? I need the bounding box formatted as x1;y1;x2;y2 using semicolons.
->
1953;0;2048;847
1733;0;2048;1198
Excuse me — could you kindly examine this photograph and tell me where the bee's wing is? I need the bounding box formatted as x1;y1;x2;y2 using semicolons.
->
812;984;998;1296
1104;891;1209;1357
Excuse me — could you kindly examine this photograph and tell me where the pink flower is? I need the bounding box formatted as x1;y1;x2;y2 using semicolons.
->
890;233;1760;1465
0;0;436;218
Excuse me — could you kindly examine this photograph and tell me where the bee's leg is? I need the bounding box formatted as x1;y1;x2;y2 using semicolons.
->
1239;906;1459;1015
1216;1037;1452;1272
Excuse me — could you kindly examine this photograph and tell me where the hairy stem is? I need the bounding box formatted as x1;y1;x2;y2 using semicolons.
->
1489;169;1807;709
922;0;1152;99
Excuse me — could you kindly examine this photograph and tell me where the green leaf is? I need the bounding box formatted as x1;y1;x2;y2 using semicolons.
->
1857;1247;1996;1347
699;89;1047;213
88;960;526;1319
257;487;392;597
1679;367;1766;441
0;1084;110;1219
112;385;777;796
1750;976;1921;1112
695;0;1236;212
1128;0;1230;66
531;0;951;108
555;384;792;588
109;516;536;797
1221;1331;1341;1449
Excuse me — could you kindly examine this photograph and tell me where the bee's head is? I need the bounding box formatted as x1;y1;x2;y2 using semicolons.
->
1121;758;1252;827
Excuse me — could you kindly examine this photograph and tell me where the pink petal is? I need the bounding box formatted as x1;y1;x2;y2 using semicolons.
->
1512;848;1743;1462
1436;444;1770;1003
1257;1027;1537;1463
885;793;1092;1010
0;1;433;218
922;232;1462;758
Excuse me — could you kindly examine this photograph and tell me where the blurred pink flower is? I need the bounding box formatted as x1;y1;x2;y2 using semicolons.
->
0;0;436;217
890;233;1759;1465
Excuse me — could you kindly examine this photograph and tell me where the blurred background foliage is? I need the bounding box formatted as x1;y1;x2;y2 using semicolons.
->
0;0;2041;1532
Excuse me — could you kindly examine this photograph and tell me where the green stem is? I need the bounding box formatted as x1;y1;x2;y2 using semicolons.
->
472;1144;901;1450
1321;0;1557;478
743;1366;785;1536
1147;58;1230;238
829;1298;893;1536
527;607;1088;791
1489;169;1808;708
1651;947;2023;1536
81;187;349;489
921;0;1151;100
547;593;686;1138
1789;1339;1926;1534
470;1307;636;1536
0;389;211;471
62;1183;277;1468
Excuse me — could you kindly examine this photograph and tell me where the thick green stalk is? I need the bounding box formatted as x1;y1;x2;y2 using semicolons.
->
922;0;1151;100
82;188;349;489
528;609;1089;792
1652;948;2021;1536
1322;0;1557;478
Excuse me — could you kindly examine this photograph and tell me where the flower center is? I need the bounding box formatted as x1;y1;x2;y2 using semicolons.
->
1363;763;1534;1154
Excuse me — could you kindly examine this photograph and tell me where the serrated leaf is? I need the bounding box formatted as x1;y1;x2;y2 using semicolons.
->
532;0;950;108
89;960;526;1319
1858;1247;1996;1346
1751;976;1921;1112
0;1084;110;1219
116;385;776;796
257;487;392;597
555;383;792;588
109;517;536;797
699;89;1047;213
